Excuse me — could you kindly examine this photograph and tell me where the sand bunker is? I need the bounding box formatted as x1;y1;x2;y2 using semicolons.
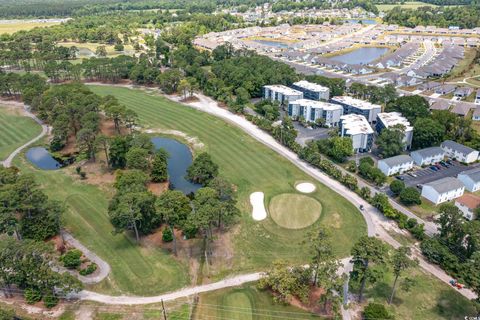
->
250;192;267;221
295;182;316;193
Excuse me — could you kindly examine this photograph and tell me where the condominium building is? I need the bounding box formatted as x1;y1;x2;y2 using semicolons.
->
421;177;465;205
376;112;414;150
410;147;445;166
377;155;414;176
262;85;303;105
330;96;382;123
288;99;343;127
441;140;479;164
339;114;374;153
290;80;330;101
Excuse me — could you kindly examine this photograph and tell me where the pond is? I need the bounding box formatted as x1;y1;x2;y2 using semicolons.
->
345;19;377;24
76;47;96;57
252;39;289;48
151;137;201;194
26;147;61;170
330;47;389;65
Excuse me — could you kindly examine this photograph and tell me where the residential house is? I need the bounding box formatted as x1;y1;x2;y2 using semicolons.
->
287;99;343;127
377;155;414;176
263;85;303;105
454;87;473;99
435;84;456;95
421;177;465;205
339;114;374;153
458;167;480;192
330;96;382;123
410;147;445;166
376;112;413;150
473;107;480;120
475;89;480;105
441;140;479;164
454;194;480;220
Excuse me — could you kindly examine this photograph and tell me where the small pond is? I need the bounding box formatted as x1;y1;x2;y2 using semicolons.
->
26;147;62;170
76;47;96;57
252;40;289;48
151;137;201;194
330;47;389;65
345;19;377;24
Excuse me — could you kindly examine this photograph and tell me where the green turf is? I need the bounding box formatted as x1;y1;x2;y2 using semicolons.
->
88;86;367;276
351;266;477;319
376;1;437;11
194;284;323;320
0;107;42;160
269;193;322;229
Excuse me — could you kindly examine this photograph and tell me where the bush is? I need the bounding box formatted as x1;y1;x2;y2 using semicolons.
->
43;294;59;308
162;227;173;242
389;180;405;195
399;187;421;206
363;302;393;319
24;288;42;304
79;263;97;276
61;249;82;269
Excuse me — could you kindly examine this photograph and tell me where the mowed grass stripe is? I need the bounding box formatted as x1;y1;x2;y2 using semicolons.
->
89;86;367;274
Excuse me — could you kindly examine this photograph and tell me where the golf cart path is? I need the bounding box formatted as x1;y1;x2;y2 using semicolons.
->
0;100;111;285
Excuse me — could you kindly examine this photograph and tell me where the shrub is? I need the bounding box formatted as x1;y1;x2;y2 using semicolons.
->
399;187;421;206
162;227;173;242
61;249;82;269
389;180;405;195
43;294;59;308
79;263;97;276
24;288;42;304
363;302;393;319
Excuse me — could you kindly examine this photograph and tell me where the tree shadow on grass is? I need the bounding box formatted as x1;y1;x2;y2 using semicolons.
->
434;289;477;320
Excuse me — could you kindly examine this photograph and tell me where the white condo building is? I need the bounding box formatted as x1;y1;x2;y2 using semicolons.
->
377;155;414;176
288;99;343;127
376;112;414;150
263;85;303;105
339;114;374;153
421;177;465;205
330;96;382;123
441;140;479;164
290;80;330;101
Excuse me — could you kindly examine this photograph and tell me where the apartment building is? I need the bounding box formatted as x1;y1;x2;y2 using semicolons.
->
376;112;413;150
330;96;382;123
287;99;343;127
339;114;374;153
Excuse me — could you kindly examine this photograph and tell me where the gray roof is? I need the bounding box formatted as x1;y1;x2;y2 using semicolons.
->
411;147;444;158
379;155;414;167
458;167;480;183
424;177;464;193
441;140;477;156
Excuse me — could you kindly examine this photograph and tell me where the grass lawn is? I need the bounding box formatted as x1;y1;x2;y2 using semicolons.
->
269;193;322;229
376;1;437;11
193;284;323;320
448;48;479;82
352;266;477;319
410;200;438;219
0;106;42;160
88;86;366;277
0;20;60;34
58;42;136;57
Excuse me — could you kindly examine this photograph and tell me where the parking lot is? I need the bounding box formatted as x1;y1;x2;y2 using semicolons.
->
294;123;331;146
399;161;480;188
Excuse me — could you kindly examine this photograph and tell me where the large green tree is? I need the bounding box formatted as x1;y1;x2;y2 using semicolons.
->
186;152;218;185
412;118;445;149
386;95;430;123
377;125;406;158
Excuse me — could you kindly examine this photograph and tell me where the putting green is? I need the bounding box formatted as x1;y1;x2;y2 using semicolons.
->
269;193;322;229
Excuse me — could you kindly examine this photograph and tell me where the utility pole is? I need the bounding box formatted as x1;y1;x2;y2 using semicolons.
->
161;299;168;320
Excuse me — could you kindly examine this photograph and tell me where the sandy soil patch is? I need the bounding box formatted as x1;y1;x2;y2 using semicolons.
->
250;192;267;221
147;182;169;195
144;128;204;150
295;182;316;193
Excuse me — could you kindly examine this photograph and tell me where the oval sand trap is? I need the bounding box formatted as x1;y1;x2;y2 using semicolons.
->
269;193;321;229
295;182;316;193
250;192;267;221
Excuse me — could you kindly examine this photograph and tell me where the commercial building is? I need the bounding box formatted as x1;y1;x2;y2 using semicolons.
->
410;147;445;166
262;85;303;105
457;167;480;192
287;99;343;127
376;112;414;150
339;114;374;153
290;80;330;101
440;140;479;164
454;194;480;220
330;96;382;123
421;177;465;205
377;155;414;176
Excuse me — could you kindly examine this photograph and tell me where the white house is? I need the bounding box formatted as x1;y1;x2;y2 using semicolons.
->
410;147;445;166
263;85;303;105
377;155;414;176
441;140;479;164
339;114;374;153
287;99;343;127
376;112;414;150
421;177;465;205
454;194;480;220
457;167;480;192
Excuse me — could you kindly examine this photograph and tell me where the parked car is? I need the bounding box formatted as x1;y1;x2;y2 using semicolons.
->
408;172;417;178
430;166;439;171
395;176;405;181
416;184;423;189
435;164;442;169
439;161;448;168
446;160;453;165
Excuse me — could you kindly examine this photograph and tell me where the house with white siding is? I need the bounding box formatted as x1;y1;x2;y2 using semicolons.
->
457;167;480;192
377;155;414;176
421;177;465;205
454;194;480;220
441;140;479;164
410;147;445;166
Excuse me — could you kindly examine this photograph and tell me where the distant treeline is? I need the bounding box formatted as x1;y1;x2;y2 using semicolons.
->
373;0;472;5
